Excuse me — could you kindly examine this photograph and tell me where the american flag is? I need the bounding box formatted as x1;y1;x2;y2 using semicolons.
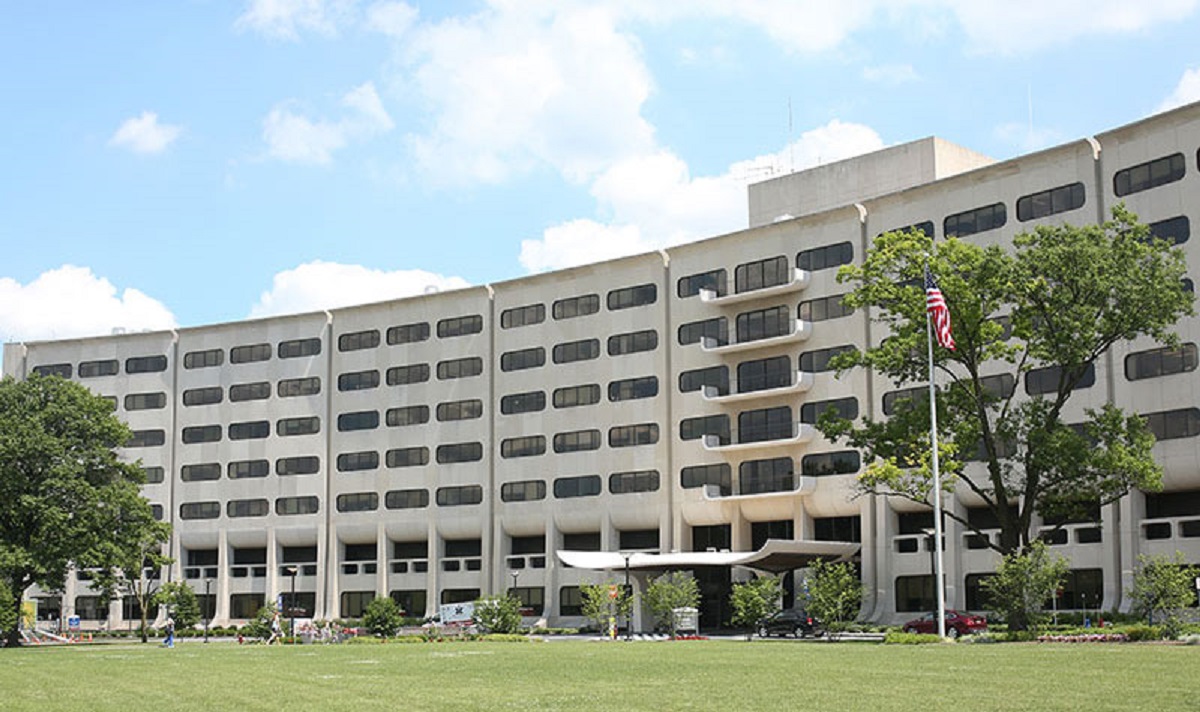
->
925;268;955;351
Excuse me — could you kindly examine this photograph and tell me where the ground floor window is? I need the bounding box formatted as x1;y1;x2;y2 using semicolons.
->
340;591;375;618
559;586;582;616
229;594;264;619
390;590;427;618
509;587;545;615
894;575;934;613
74;596;106;620
441;588;479;605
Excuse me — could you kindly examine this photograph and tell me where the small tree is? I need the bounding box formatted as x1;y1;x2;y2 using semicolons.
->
981;540;1068;632
474;594;522;634
0;580;15;639
1130;552;1200;638
643;571;700;638
580;582;633;634
155;581;200;630
92;521;172;643
246;602;279;641
802;560;863;630
361;596;405;638
729;576;782;639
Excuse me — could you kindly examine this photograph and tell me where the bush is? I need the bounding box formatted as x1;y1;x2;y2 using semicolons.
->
884;631;943;645
362;597;405;638
1120;624;1165;642
474;595;522;634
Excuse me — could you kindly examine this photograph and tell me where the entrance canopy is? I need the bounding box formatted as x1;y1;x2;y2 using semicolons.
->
556;539;858;574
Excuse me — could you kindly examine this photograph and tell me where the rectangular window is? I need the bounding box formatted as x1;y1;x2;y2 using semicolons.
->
1148;215;1191;246
553;293;600;320
799;345;856;373
944;202;1007;238
180;501;220;520
553;429;601;453
227;499;269;518
229;381;271;402
387;322;430;345
501;303;545;329
182;425;222;444
1114;153;1186;196
142;466;165;483
181;463;221;482
678;365;729;396
275;496;320;516
126;355;168;374
619;529;659;550
228;460;269;479
553;338;600;364
277;417;320;436
739;457;794;495
678;317;728;347
436;442;483;464
680;463;731;495
338;370;380;391
883;221;935;239
607;283;657;310
738;406;793;443
501;435;546;458
337;492;379;513
437;315;483;338
337;451;379;472
278;338;321;359
127;429;166;448
1125;343;1198;381
814;516;862;543
553;475;602;499
607;330;658;356
436;357;483;379
553;384;601;408
501;391;546;415
183;387;223;406
1142;408;1200;441
500;347;545;372
78;359;119;378
277;376;320;397
32;363;72;378
436;485;483;506
800;397;859;424
680;415;730;445
1025;363;1096;395
276;456;320;476
386;447;429;468
183;349;223;369
501;480;547;502
337;411;379;432
608;376;658;401
798;294;854;322
801;450;862;476
227;421;267;442
387;363;430;385
608;423;659;448
338;330;380;352
610;470;659;494
385;489;430;509
230;343;271;364
797;242;853;272
735;255;789;293
737;355;791;393
386;405;430;427
559;586;583;616
735;305;790;343
882;386;927;416
125;392;167;410
436;399;483;421
677;268;727;298
1017;182;1085;222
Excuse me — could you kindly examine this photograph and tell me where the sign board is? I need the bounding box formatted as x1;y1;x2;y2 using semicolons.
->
440;601;475;624
67;616;81;631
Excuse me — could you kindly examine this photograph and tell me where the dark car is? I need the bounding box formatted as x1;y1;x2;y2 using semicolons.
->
758;609;822;638
902;610;988;638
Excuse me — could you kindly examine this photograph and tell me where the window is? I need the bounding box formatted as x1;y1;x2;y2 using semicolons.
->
882;386;927;416
553;429;601;453
385;489;429;509
680;415;730;444
437;399;483;422
125;355;168;374
607;283;656;310
180;501;220;520
680;463;731;495
228;460;269;480
735;255;790;293
608;376;658;401
944;202;1006;238
338;329;380;352
560;586;583;616
798;294;853;322
337;492;379;513
183;387;223;406
230;343;271;364
276;456;320;476
229;381;271;402
436;357;483;379
337;451;379;472
1017;182;1085;221
183;349;223;369
278;377;320;397
501;303;545;329
182;425;222;444
277;417;320;437
338;411;379;431
437;314;483;338
228;499;269;518
387;321;430;345
814;516;862;543
32;363;72;378
278;338;321;359
1144;489;1200;519
1148;215;1191;245
127;429;165;447
386;405;430;427
562;532;601;551
338;370;380;391
679;365;729;396
800;397;859;424
553;384;601;409
501;347;545;372
885;221;935;239
678;317;728;347
1025;363;1096;395
738;406;793;443
554;475;602;499
387;363;430;385
735;305;791;342
553;339;600;364
1142;408;1200;441
501;480;546;502
1126;344;1198;381
801;450;861;476
1114;153;1186;196
180;463;220;482
799;345;856;372
737;355;791;393
437;442;483;463
142;466;165;484
125;392;166;410
386;447;429;468
78;359;118;378
797;242;853;272
501;435;546;458
553;293;600;320
501;391;545;415
224;421;267;440
608;423;659;448
610;470;659;494
739;457;794;495
437;485;483;506
608;330;658;356
677;268;727;298
276;496;320;516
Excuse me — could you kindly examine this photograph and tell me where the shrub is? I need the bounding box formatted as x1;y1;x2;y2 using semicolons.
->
362;597;405;638
884;631;942;645
1120;624;1165;642
474;595;522;634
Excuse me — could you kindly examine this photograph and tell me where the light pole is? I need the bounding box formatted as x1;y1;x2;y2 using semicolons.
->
285;566;298;642
509;570;520;616
622;552;633;641
203;577;212;643
921;528;937;612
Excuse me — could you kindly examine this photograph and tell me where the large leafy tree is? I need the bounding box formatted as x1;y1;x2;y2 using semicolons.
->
0;374;165;647
820;206;1192;557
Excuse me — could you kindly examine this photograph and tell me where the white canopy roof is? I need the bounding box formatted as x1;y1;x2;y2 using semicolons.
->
556;539;858;574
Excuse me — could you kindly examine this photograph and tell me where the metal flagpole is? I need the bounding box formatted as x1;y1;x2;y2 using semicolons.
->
926;310;947;639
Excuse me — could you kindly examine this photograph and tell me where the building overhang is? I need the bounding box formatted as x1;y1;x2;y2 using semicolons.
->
556;539;858;575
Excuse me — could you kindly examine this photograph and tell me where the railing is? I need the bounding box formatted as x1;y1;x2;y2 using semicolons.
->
701;319;811;353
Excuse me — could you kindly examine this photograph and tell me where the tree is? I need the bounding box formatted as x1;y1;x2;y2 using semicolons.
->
802;560;863;630
642;571;700;638
1129;552;1200;638
155;581;200;630
580;581;633;635
0;374;167;647
980;540;1068;632
361;596;405;638
245;602;279;641
819;207;1191;561
729;576;781;639
473;594;522;634
0;579;15;639
91;519;172;643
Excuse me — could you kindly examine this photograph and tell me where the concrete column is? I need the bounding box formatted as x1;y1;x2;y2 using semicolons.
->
215;527;230;624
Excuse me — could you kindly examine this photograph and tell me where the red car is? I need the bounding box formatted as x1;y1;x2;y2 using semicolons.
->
902;610;987;638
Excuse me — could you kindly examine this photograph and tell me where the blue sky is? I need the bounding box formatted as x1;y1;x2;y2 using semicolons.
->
3;1;1200;345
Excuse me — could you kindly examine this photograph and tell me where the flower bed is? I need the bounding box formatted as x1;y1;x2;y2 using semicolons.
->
1037;633;1128;643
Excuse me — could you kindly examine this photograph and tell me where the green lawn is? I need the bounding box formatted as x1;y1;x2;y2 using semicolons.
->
3;639;1198;711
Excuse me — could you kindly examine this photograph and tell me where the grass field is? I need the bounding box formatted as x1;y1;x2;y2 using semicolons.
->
3;639;1198;711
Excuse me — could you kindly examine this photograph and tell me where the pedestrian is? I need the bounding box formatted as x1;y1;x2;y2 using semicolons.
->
163;617;175;648
268;614;282;645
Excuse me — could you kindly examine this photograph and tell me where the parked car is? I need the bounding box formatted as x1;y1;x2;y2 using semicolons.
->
758;609;822;638
902;610;987;638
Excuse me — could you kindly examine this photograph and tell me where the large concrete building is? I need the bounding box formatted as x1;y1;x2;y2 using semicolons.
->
7;103;1200;631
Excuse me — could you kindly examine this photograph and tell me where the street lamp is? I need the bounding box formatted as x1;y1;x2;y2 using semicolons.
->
285;566;298;642
621;552;633;641
509;569;520;592
203;577;212;644
920;528;937;612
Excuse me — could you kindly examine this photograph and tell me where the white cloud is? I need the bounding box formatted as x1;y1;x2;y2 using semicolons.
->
862;63;919;84
1158;67;1200;113
235;0;357;40
0;266;176;343
108;112;183;155
993;122;1065;153
364;1;417;38
248;261;471;317
262;81;393;164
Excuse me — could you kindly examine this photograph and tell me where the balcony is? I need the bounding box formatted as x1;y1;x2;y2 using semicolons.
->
702;319;812;355
702;478;816;500
703;370;813;404
702;423;816;453
700;268;810;306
